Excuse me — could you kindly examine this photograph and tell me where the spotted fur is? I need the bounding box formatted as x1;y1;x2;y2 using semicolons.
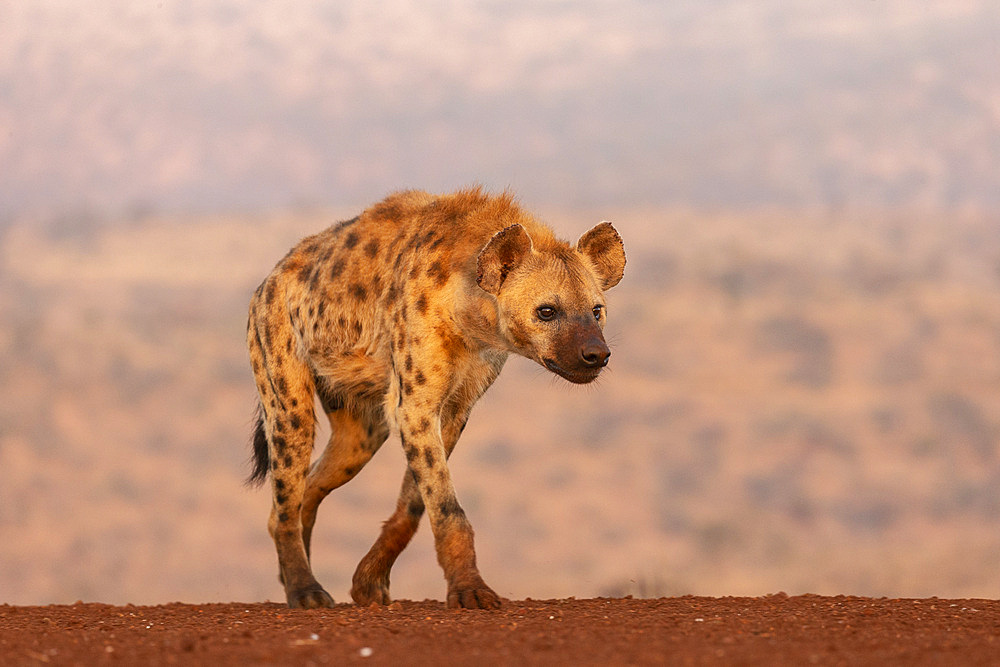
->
246;187;625;609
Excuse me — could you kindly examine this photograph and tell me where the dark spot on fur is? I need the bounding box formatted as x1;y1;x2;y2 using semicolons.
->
338;316;347;328
265;281;276;305
404;381;413;396
407;497;425;517
402;439;417;462
290;415;301;430
330;259;346;280
276;493;288;505
272;435;287;452
344;466;356;477
344;231;360;249
283;454;293;468
414;370;426;385
316;301;326;318
349;283;367;300
434;325;463;363
364;239;379;258
405;354;413;372
438;498;463;518
423;448;436;468
298;264;312;283
415;416;430;434
278;512;289;523
416;294;428;315
275;479;286;491
274;419;286;433
353;320;363;336
427;260;448;287
276;376;288;394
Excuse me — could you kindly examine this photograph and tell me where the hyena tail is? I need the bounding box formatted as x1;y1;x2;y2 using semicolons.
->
246;404;270;487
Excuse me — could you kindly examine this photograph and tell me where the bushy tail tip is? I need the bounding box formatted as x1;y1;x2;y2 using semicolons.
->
245;405;269;487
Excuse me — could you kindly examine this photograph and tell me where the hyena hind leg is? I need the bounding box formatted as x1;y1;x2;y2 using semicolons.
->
301;402;390;559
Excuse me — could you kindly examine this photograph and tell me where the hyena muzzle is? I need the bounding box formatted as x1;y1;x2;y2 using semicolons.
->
246;188;625;609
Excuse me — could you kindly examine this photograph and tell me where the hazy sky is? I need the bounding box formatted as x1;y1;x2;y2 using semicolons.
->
2;1;998;218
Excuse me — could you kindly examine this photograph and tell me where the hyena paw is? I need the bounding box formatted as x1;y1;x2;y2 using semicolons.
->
350;575;392;606
286;584;335;609
447;583;502;610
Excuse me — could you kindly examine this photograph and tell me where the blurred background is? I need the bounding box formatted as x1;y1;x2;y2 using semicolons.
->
2;1;999;605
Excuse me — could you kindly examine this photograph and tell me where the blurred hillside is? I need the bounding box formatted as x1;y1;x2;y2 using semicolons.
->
2;0;999;217
2;207;999;605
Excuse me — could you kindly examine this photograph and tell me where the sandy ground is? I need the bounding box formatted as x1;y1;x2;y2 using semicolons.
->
2;595;999;665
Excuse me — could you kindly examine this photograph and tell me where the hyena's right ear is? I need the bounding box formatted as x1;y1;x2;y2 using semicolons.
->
476;224;533;295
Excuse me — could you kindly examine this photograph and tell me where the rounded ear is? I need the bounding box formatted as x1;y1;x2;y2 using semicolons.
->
476;224;533;295
576;221;626;290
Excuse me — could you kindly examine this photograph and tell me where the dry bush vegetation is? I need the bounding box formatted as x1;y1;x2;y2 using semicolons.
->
1;209;1000;605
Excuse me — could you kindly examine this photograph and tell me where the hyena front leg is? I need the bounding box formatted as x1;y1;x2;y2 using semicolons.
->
397;385;499;609
249;308;331;608
351;402;472;605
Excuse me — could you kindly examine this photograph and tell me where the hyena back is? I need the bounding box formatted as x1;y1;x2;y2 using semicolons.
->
246;187;625;609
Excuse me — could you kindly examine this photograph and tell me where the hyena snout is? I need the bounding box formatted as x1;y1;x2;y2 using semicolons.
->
580;338;611;368
544;324;611;383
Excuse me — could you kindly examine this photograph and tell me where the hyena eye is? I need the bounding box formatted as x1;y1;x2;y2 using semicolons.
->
536;305;557;321
593;305;604;320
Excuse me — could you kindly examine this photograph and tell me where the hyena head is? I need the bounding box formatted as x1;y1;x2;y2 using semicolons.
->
477;221;626;384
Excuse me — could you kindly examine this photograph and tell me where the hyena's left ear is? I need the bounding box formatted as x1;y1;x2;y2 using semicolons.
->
477;223;533;295
576;221;626;290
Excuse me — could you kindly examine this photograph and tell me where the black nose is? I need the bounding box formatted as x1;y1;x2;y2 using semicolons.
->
580;341;611;368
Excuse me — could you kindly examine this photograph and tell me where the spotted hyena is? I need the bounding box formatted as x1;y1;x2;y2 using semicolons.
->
246;187;625;609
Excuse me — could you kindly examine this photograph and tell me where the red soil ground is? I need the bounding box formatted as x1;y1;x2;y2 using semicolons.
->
2;595;998;665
